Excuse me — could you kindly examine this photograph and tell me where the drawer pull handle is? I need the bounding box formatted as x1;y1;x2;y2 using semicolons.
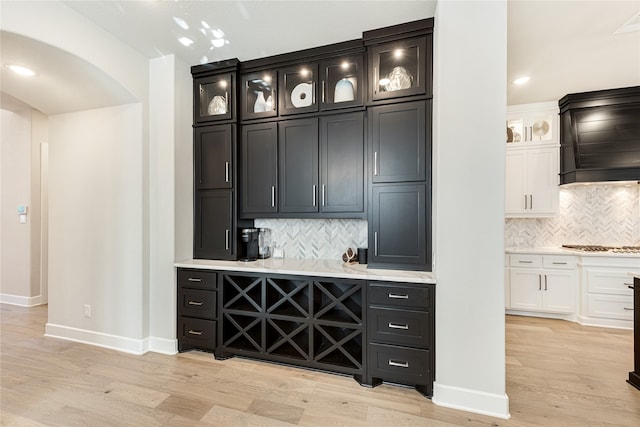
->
388;322;409;330
624;307;634;311
629;285;636;290
552;262;567;265
188;301;203;306
388;293;409;299
187;278;202;282
388;359;409;368
188;330;203;336
519;260;533;264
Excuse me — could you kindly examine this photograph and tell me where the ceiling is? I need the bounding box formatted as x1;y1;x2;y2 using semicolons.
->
1;1;638;115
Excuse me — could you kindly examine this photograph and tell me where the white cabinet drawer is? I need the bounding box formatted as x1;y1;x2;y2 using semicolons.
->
510;254;542;268
543;255;576;269
586;294;634;321
585;268;634;296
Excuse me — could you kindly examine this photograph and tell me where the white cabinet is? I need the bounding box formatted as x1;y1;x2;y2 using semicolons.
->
579;256;638;328
508;254;577;314
505;146;559;217
507;102;555;143
505;102;559;218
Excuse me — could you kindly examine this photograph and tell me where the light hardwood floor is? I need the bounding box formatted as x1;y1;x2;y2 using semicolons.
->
1;304;639;426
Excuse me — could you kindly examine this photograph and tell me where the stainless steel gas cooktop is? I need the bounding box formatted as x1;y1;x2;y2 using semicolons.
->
562;244;640;254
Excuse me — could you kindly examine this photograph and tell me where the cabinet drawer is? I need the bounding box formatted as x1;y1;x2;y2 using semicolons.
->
586;268;634;296
509;254;542;268
542;255;576;269
178;269;217;290
368;282;431;309
368;343;431;386
178;317;216;351
368;307;430;348
178;288;216;319
586;294;634;321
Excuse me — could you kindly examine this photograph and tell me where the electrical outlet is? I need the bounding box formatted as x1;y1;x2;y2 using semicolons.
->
84;304;91;318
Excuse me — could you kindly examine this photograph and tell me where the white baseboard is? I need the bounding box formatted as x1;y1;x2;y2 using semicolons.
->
45;323;178;356
144;336;178;355
0;293;42;307
432;382;511;419
576;314;633;330
506;309;578;323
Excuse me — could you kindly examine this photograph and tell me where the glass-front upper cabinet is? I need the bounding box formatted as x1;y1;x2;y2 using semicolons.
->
279;64;318;116
242;70;277;121
320;55;364;111
369;36;428;102
194;73;234;123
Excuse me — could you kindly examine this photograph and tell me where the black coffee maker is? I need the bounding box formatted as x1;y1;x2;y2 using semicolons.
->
240;228;259;261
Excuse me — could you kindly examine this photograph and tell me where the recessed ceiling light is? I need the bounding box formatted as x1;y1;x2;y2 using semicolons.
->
6;64;37;77
173;16;189;30
210;38;224;48
513;76;530;85
614;11;640;35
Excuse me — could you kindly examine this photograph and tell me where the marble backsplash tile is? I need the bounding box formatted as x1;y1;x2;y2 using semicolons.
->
505;183;640;247
254;218;368;260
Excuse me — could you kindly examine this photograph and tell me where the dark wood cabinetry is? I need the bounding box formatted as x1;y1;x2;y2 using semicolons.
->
365;281;435;397
279;118;319;213
240;122;278;214
177;269;218;352
320;112;365;213
194;72;235;124
194;190;234;259
195;125;234;190
369;184;428;269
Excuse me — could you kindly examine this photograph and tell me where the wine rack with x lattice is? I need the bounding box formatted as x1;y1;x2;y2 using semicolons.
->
219;272;364;376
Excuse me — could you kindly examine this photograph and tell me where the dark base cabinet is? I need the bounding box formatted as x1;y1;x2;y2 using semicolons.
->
176;268;435;398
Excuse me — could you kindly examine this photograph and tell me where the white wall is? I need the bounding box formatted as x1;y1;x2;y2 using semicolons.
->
45;104;145;351
1;109;33;303
432;1;509;418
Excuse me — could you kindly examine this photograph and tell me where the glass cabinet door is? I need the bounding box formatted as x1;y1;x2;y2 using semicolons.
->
278;64;318;115
242;70;277;120
320;55;364;111
195;73;233;123
369;36;428;102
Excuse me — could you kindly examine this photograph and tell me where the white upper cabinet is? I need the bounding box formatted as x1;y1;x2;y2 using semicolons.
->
505;102;559;218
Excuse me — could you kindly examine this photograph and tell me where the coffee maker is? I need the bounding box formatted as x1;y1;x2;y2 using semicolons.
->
240;228;259;261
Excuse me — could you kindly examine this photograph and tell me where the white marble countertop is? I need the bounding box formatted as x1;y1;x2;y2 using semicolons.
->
175;258;436;284
506;246;640;258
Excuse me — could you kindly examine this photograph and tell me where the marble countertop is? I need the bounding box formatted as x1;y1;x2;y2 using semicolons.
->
506;246;640;258
175;258;436;284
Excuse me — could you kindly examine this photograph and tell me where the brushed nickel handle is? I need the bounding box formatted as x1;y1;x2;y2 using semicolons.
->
388;293;409;299
225;229;230;250
322;184;326;207
187;278;202;282
188;330;203;336
312;185;317;207
374;232;378;256
552;262;567;265
538;274;542;291
529;194;533;209
225;91;229;111
544;275;548;291
225;161;230;183
518;260;533;264
312;81;316;104
373;67;378;94
271;186;276;208
322;81;325;103
188;301;203;306
624;307;634;311
388;360;409;368
388;323;409;330
524;194;528;209
374;151;378;176
628;285;635;289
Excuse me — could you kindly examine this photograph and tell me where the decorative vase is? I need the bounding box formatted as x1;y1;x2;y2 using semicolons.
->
334;78;355;103
254;91;267;113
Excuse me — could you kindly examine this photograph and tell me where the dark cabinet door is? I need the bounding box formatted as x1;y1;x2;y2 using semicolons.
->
368;36;429;103
241;70;277;121
240;122;278;214
370;101;427;183
194;190;234;259
195;125;233;190
369;184;427;268
319;55;364;111
279;118;319;213
320;112;364;213
194;73;234;123
279;64;319;116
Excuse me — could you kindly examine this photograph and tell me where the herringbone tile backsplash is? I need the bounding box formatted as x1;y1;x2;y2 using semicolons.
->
254;218;368;260
505;184;640;247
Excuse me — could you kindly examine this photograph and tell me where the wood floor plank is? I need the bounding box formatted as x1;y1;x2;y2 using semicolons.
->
2;305;639;426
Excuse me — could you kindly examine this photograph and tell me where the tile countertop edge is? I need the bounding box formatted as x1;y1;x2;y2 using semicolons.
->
174;258;436;284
